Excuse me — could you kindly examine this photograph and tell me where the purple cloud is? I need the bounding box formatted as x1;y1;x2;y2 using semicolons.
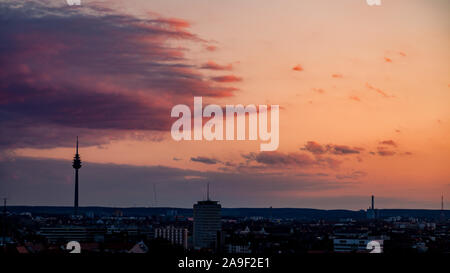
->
0;1;238;151
190;156;221;165
241;151;341;169
301;141;363;156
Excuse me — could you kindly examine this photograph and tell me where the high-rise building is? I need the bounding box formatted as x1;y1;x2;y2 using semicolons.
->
72;137;82;215
193;185;221;250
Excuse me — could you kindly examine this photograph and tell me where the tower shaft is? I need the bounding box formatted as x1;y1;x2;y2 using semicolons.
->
74;169;79;215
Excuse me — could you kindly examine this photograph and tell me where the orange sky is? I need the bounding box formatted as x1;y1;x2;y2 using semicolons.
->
5;0;450;209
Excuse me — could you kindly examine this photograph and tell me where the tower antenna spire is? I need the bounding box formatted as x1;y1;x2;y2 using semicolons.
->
207;182;210;201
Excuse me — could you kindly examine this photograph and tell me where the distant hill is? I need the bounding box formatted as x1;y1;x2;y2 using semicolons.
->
7;206;449;221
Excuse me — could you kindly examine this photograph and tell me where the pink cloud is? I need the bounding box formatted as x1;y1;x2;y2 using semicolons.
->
313;88;325;94
302;141;363;155
201;61;233;71
379;140;397;147
205;45;217;51
377;146;396;156
365;83;395;98
211;75;242;83
292;64;304;71
349;95;361;102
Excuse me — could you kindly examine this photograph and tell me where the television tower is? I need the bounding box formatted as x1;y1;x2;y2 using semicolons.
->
72;137;82;215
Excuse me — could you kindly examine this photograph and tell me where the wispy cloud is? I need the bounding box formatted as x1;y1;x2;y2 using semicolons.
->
204;45;217;52
349;95;361;102
301;141;363;156
365;83;395;98
191;156;221;165
377;147;396;156
211;75;242;82
242;151;342;170
201;61;233;71
313;88;325;94
379;140;397;147
336;171;367;180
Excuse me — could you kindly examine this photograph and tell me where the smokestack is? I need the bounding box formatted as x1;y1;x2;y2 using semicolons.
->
371;195;375;210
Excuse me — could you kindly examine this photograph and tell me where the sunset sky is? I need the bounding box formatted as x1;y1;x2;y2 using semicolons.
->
0;0;449;209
